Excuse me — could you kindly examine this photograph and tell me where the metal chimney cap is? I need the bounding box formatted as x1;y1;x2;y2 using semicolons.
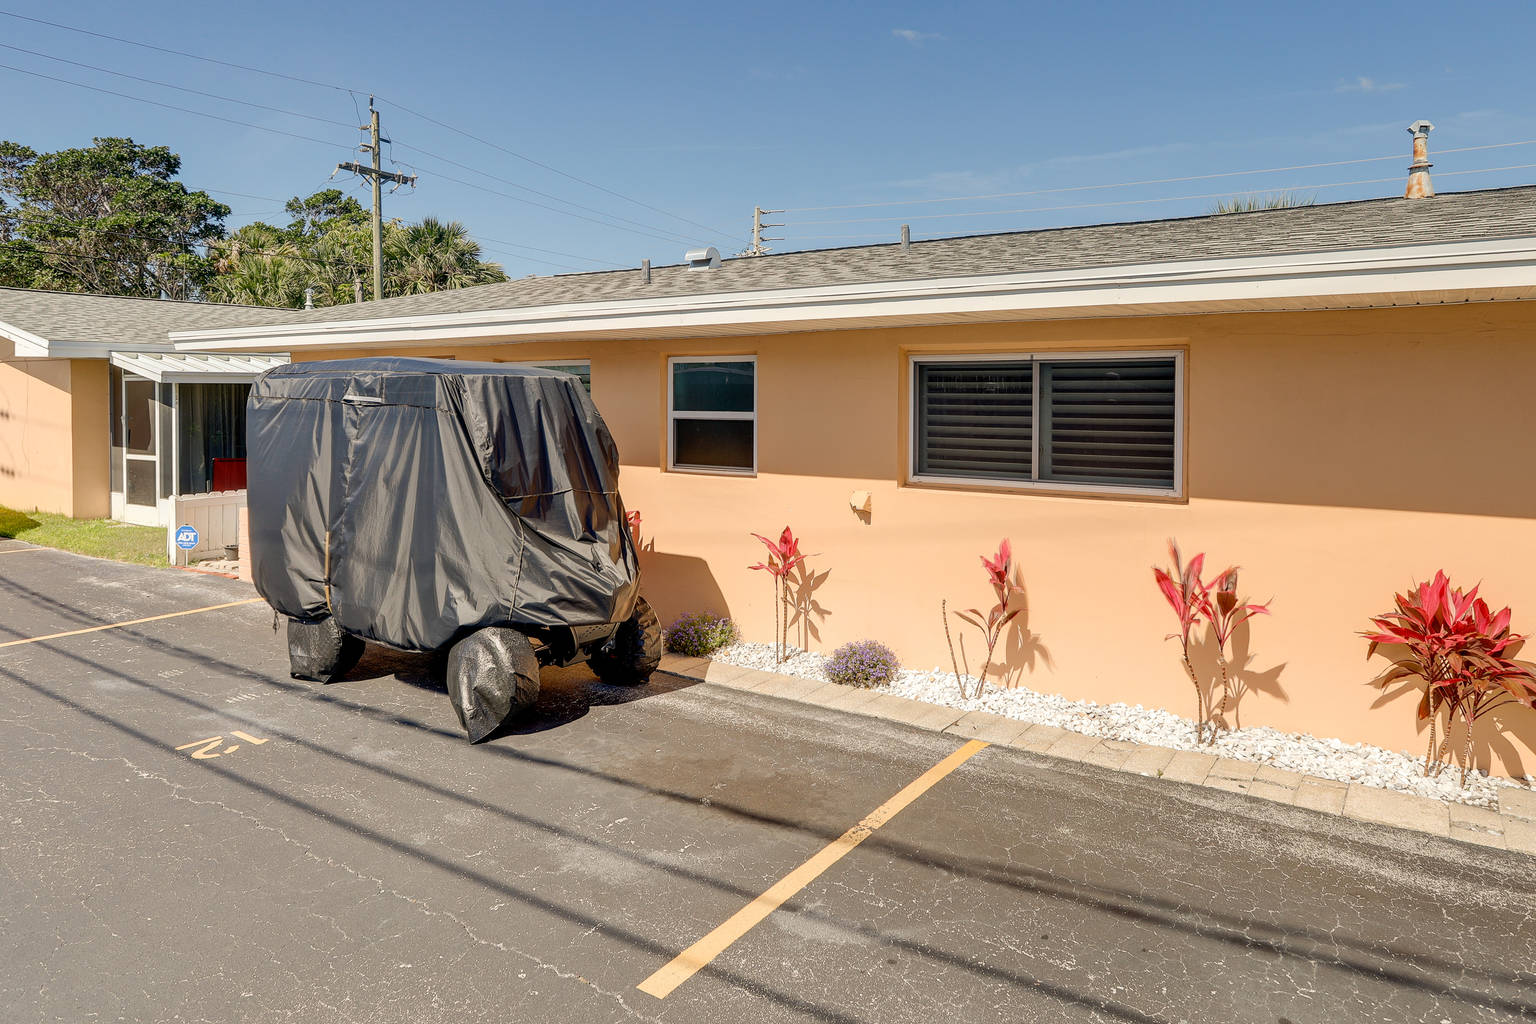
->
1408;120;1435;136
685;246;721;270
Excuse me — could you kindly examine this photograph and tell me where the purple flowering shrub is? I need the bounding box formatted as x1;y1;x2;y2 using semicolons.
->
825;640;901;688
664;612;739;657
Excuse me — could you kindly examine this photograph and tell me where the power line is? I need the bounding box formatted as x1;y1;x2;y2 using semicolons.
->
0;8;355;94
0;61;351;152
0;42;355;129
379;99;748;243
388;141;708;246
782;139;1536;213
476;248;589;274
0;7;743;245
0;58;705;253
476;236;618;267
784;164;1536;227
424;167;707;249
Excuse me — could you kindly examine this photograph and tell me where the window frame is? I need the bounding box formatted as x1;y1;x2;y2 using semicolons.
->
497;358;592;392
907;349;1184;498
667;355;758;476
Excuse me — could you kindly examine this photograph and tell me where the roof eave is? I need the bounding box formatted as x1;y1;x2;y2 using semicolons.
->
0;319;52;358
171;236;1536;353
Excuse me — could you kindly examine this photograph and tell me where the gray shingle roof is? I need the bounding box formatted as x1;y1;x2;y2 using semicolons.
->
226;185;1536;327
5;185;1535;347
0;288;288;347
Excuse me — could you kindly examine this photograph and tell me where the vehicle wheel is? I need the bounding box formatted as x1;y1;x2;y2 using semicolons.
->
587;596;662;686
446;627;541;743
287;615;365;683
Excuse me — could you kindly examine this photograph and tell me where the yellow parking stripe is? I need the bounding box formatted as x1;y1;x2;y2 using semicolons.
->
637;738;989;999
0;598;265;649
0;547;46;554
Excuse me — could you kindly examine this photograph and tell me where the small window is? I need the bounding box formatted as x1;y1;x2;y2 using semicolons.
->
496;359;591;393
912;352;1180;495
669;357;755;474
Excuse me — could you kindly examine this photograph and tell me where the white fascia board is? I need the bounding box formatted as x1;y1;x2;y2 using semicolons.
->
51;341;179;359
170;236;1536;352
0;320;52;358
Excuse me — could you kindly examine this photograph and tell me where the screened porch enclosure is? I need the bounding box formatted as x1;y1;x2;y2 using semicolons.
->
106;352;288;554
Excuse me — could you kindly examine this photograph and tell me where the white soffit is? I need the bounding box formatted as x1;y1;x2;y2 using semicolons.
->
169;237;1536;352
110;351;288;383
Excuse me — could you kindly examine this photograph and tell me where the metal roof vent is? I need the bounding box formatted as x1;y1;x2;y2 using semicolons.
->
1405;120;1435;199
685;246;721;270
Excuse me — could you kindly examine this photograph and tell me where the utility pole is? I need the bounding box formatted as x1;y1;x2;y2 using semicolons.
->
747;205;783;256
335;97;416;300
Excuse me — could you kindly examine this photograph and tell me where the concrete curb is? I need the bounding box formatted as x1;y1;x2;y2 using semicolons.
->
657;653;1536;856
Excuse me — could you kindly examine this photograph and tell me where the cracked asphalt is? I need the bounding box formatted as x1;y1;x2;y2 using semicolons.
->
2;543;1534;1023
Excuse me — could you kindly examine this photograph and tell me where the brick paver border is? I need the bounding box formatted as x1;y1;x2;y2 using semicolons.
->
657;654;1536;856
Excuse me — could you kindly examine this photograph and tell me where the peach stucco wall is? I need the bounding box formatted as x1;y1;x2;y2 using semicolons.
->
293;300;1536;775
0;358;109;519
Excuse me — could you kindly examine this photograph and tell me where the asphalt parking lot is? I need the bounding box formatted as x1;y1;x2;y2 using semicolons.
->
3;541;1535;1023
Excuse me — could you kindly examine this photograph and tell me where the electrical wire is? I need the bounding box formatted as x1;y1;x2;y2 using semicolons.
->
388;142;707;246
476;236;618;268
8;210;599;280
0;61;352;152
0;42;355;129
0;9;355;94
785;164;1536;226
0;8;743;245
422;167;710;249
0;58;707;253
783;140;1536;213
378;99;748;243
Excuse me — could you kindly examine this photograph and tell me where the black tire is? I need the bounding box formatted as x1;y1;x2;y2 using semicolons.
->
587;596;662;685
287;616;365;683
446;627;541;743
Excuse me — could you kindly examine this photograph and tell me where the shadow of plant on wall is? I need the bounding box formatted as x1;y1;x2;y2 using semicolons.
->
784;558;832;653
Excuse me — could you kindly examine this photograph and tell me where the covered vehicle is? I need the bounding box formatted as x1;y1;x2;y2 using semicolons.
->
246;357;661;741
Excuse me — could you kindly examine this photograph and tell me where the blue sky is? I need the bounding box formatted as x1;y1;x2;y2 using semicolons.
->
2;0;1534;277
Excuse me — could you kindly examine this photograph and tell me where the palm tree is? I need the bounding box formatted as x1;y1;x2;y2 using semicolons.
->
383;217;507;296
1210;192;1316;215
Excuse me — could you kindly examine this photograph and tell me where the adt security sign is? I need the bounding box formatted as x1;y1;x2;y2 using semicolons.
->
174;525;199;551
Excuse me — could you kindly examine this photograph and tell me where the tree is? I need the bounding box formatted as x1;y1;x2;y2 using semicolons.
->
0;137;228;298
384;216;506;295
1210;192;1316;215
208;202;506;309
283;188;367;238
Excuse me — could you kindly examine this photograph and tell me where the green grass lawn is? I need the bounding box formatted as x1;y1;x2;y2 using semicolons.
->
0;505;168;566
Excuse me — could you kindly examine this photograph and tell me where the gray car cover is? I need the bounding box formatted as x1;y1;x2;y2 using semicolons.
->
246;357;640;652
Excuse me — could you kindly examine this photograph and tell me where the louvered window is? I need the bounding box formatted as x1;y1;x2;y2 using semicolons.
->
912;354;1180;494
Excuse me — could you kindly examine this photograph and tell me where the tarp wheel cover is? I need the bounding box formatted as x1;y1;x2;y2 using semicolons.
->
587;596;662;685
287;616;365;683
447;627;540;743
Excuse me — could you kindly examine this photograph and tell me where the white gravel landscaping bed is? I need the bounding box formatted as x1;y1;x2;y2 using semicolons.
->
711;640;1535;808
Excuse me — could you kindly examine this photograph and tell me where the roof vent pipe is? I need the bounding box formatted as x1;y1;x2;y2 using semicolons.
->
641;258;651;284
900;224;910;249
1405;120;1435;199
685;246;721;270
303;287;314;309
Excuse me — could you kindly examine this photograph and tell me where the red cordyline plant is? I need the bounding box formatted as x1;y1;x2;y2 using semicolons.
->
750;527;809;664
1153;541;1214;744
1153;542;1271;744
1207;569;1271;731
626;509;643;548
945;539;1023;700
1364;571;1536;786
